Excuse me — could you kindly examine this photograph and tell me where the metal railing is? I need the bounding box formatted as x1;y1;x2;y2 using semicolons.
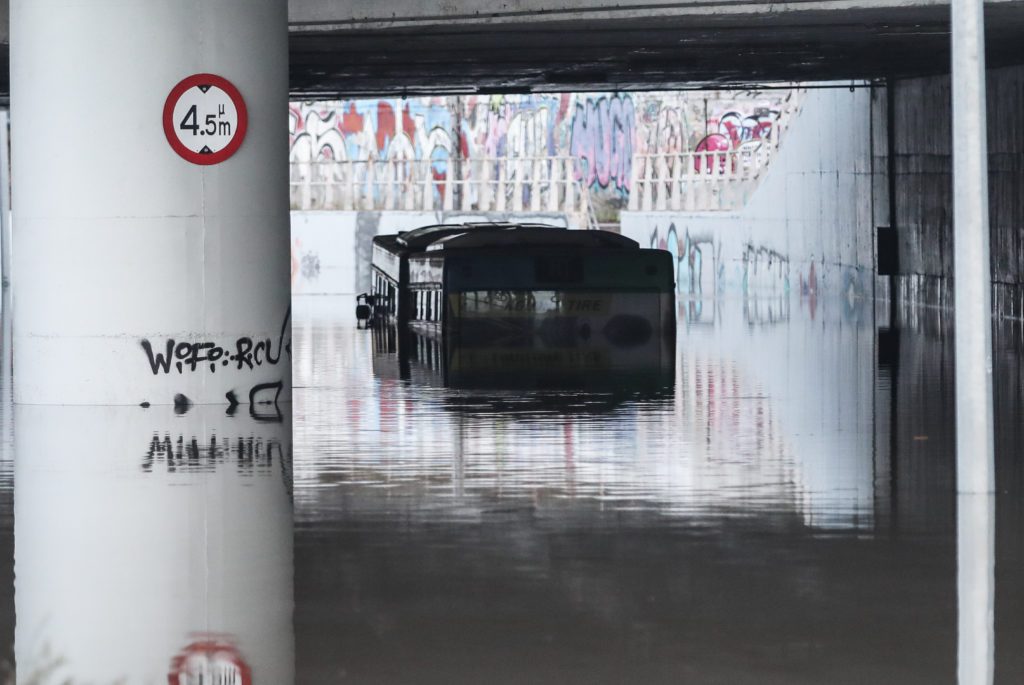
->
289;156;592;218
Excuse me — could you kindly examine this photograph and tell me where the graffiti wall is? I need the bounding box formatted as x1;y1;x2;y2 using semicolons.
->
289;90;791;220
622;87;875;308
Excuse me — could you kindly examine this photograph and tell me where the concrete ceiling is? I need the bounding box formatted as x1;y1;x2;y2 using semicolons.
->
287;0;1024;97
2;0;1024;99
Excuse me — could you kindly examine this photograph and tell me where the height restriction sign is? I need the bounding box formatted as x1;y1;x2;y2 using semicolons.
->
163;74;247;165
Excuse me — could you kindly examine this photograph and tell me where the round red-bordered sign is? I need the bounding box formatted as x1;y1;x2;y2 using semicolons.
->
167;636;253;685
163;74;248;166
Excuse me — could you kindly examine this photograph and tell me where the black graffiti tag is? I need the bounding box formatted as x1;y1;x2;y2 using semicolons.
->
141;308;291;376
141;432;284;474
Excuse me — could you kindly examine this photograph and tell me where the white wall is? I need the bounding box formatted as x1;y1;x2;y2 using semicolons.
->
622;86;876;301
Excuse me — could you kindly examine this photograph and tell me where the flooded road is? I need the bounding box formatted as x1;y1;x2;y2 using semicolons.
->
2;293;1023;682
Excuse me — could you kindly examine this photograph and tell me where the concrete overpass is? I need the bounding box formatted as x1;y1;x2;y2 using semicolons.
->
285;0;1024;96
2;1;1024;97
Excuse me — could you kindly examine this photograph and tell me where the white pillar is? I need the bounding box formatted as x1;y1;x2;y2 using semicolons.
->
957;494;995;685
951;0;995;493
11;0;291;406
0;111;10;288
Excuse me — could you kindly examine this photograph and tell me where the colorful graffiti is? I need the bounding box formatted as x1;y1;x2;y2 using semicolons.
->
289;91;791;216
648;223;793;297
568;95;636;193
289;99;454;175
649;223;721;295
717;110;775;148
459;93;567;159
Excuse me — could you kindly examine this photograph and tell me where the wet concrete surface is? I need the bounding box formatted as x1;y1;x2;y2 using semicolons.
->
0;292;1022;682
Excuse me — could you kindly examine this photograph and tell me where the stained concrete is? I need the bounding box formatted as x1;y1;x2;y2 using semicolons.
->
4;1;1024;96
891;64;1024;319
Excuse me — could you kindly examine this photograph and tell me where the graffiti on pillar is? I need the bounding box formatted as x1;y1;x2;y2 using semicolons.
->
139;308;291;405
140;310;290;375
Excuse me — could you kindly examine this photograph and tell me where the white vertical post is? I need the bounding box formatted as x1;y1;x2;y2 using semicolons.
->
443;168;454;211
384;159;395;210
951;0;995;495
721;151;734;209
685;154;696;211
670;154;682;212
641;156;653;212
300;162;312;210
1;110;12;287
655;155;667;212
957;494;995;685
513;158;524;212
461;162;472;211
364;160;375;210
404;161;416;210
421;161;433;211
347;160;356;209
563;158;575;212
547;158;560;212
324;162;336;209
627;152;640;211
496;160;507;212
480;158;493;211
530;158;542;211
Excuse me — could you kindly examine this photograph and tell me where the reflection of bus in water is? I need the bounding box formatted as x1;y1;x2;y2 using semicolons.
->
372;323;675;398
367;223;676;356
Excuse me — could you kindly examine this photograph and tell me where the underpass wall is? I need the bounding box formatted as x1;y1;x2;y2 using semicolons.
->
622;88;880;528
620;86;877;306
891;65;1024;321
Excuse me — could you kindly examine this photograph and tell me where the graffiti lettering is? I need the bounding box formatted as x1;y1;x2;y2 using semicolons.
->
140;308;291;376
569;95;635;193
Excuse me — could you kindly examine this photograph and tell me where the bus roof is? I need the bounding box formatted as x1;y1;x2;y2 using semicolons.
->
426;227;638;251
395;222;565;250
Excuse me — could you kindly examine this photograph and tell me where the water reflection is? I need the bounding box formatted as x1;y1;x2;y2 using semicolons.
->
14;406;293;683
0;290;1019;682
288;294;1023;683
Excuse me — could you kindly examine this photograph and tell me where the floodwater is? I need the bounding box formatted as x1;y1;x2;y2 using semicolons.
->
1;291;1023;683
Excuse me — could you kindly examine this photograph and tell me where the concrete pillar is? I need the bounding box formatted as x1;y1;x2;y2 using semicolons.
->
0;110;10;289
957;493;995;685
950;0;995;493
10;0;291;406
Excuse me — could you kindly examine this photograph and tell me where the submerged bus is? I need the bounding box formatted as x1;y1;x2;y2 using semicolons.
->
366;222;567;325
364;223;676;372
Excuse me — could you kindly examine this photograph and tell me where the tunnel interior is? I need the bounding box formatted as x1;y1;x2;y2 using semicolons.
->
2;1;1024;681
